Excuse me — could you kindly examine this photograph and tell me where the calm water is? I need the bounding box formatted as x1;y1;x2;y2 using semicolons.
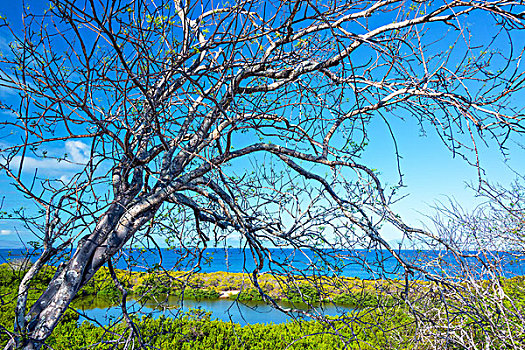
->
75;296;353;326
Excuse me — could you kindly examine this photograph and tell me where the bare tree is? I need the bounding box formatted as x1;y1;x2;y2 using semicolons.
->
0;0;524;348
408;179;525;349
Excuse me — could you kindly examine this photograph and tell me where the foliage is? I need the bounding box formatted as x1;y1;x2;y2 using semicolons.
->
1;265;525;349
231;288;265;302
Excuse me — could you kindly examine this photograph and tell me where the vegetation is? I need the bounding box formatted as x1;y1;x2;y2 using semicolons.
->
0;263;398;308
0;263;421;349
45;310;418;350
1;263;525;349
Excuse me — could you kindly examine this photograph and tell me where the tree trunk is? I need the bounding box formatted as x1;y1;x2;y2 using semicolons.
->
7;196;162;350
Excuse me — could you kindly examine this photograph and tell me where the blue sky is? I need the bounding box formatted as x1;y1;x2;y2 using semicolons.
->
0;1;524;249
362;111;524;240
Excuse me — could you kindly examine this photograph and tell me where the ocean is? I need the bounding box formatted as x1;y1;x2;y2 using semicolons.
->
1;247;524;279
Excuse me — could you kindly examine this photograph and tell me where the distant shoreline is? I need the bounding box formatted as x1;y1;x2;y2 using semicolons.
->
1;247;524;279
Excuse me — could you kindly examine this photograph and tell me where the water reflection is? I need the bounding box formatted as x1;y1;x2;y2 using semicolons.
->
75;296;352;326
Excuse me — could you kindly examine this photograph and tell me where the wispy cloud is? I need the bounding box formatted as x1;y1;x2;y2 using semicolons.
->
0;33;13;56
0;81;19;98
12;155;78;172
65;140;90;164
0;34;21;97
3;140;91;176
0;229;13;236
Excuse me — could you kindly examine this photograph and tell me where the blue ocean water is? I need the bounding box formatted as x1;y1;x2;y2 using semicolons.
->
1;247;524;279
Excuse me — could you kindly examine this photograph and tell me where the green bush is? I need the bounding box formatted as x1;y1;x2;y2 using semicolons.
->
283;285;320;304
231;288;265;301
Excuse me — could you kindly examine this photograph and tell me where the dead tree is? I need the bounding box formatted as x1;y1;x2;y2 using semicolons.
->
0;0;524;348
412;179;525;349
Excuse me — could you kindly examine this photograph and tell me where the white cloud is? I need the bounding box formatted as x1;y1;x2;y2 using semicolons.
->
0;229;12;236
3;141;91;176
11;155;77;171
65;140;90;164
59;174;71;183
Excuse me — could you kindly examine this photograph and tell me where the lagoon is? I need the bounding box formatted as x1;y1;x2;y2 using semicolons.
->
76;296;353;326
